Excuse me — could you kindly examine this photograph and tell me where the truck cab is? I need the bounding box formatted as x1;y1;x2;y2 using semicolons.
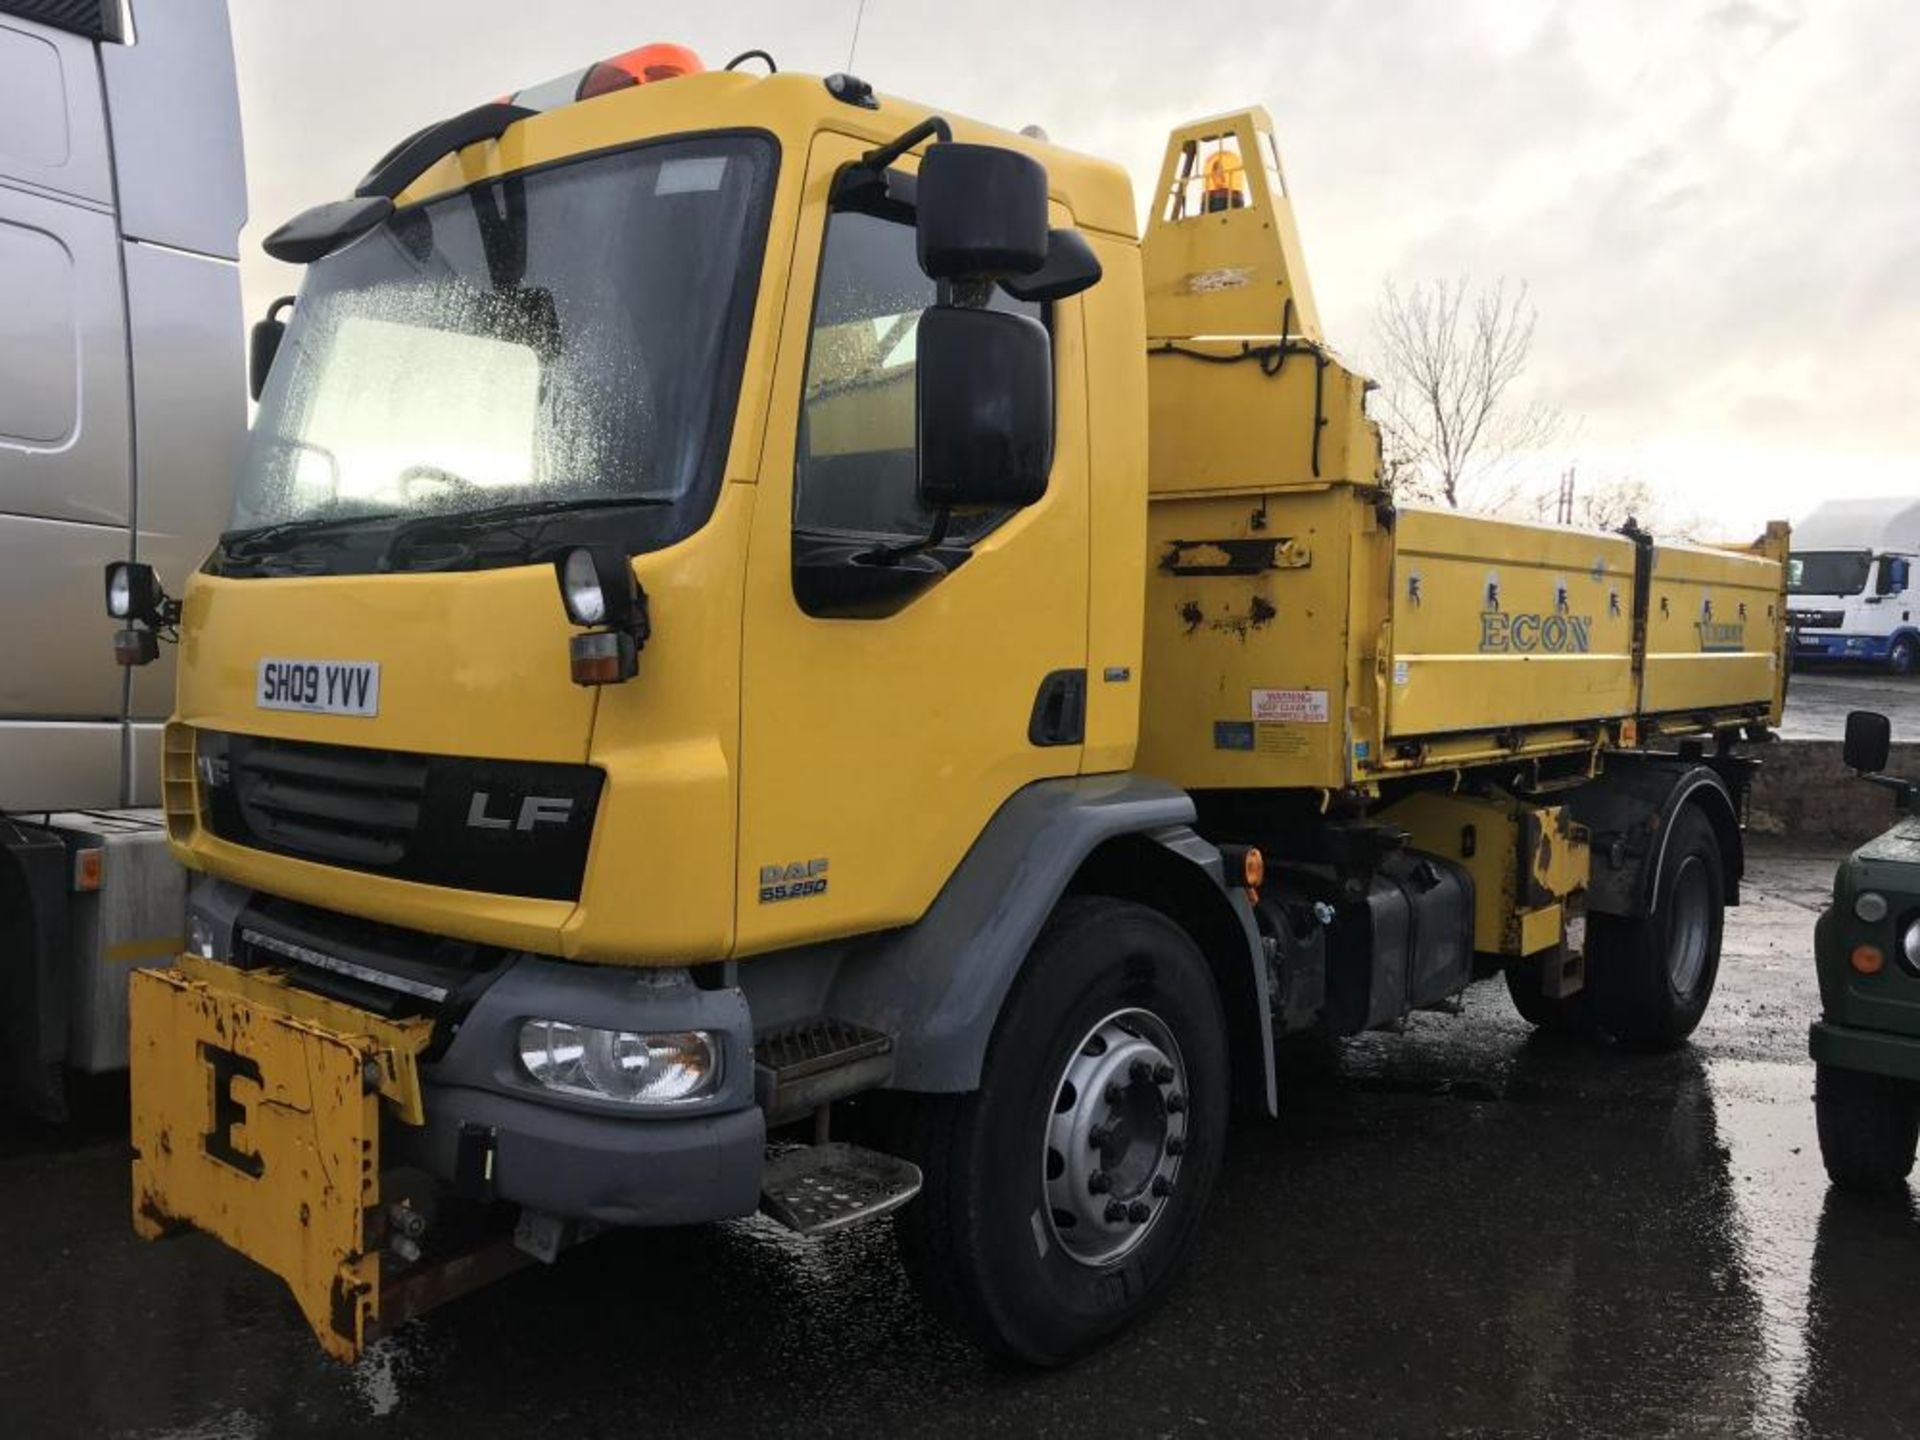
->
1811;710;1920;1189
1788;499;1920;674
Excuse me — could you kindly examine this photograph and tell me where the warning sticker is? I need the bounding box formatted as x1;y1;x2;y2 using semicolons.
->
1251;688;1329;724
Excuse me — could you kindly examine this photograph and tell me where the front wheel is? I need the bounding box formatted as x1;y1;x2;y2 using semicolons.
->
1889;637;1916;677
1589;806;1725;1049
894;897;1230;1365
1816;1062;1920;1192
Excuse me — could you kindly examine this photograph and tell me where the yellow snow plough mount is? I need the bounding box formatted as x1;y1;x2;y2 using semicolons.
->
111;43;1788;1364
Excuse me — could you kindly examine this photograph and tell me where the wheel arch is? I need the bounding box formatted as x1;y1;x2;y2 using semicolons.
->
1570;758;1745;919
1067;830;1276;1117
816;776;1273;1113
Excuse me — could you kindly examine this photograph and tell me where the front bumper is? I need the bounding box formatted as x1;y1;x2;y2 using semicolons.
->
1794;633;1890;662
1810;1018;1920;1083
402;948;765;1223
392;1085;764;1227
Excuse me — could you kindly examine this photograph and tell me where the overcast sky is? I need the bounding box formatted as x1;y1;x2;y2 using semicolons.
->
227;0;1918;536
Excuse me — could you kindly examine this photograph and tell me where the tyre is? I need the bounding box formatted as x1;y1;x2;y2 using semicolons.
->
1588;805;1724;1049
1816;1062;1920;1192
1889;637;1916;677
893;896;1230;1365
1504;957;1595;1034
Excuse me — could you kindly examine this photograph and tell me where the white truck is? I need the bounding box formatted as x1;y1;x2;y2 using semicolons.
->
0;0;245;1118
1788;498;1920;675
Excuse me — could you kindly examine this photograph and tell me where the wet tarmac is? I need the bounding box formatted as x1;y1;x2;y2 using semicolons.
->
4;842;1916;1439
1780;669;1920;742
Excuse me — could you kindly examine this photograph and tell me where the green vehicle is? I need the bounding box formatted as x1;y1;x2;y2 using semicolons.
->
1812;709;1920;1190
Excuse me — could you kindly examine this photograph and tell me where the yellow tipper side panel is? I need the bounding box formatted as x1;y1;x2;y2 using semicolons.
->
1138;487;1367;790
1386;509;1637;738
1639;538;1787;722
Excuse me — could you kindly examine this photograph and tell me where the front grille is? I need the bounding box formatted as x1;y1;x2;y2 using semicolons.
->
200;731;604;901
231;737;428;867
1789;609;1845;630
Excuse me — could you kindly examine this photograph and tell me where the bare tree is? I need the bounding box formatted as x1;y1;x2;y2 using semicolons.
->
1516;468;1705;541
1369;277;1563;510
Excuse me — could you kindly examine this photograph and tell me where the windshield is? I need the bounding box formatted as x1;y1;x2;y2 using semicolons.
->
1787;551;1871;596
230;133;775;571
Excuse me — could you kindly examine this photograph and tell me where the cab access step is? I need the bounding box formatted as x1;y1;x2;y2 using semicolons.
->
752;1017;922;1234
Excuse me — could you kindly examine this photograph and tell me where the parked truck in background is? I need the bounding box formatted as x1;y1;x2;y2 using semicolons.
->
116;48;1791;1364
0;0;245;1118
1788;498;1920;675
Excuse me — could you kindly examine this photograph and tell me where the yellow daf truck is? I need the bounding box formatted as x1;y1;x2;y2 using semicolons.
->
110;45;1790;1365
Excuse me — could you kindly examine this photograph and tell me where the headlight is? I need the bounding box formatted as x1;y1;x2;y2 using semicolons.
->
1856;891;1890;922
1904;919;1920;972
558;548;607;626
107;564;133;619
517;1019;717;1104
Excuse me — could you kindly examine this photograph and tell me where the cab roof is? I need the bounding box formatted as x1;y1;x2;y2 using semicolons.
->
394;69;1139;241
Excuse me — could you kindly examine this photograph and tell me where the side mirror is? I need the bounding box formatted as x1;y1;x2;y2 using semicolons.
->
1845;709;1892;774
1888;558;1911;593
915;143;1048;281
916;306;1052;511
249;296;294;402
1000;228;1103;304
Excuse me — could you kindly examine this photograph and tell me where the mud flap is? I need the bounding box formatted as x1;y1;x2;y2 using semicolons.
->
129;962;430;1362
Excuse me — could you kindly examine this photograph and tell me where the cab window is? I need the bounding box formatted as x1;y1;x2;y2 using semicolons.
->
793;199;1041;547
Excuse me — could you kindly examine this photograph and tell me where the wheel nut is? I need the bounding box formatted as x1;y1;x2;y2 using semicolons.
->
1089;1123;1114;1151
1104;1200;1127;1223
1127;1200;1151;1224
1165;1091;1187;1114
1165;1136;1186;1156
1105;1082;1127;1105
1151;1175;1173;1197
1088;1171;1112;1195
1130;1058;1154;1084
1153;1062;1175;1084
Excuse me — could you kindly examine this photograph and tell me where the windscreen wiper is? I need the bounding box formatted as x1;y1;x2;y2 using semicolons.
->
220;511;408;561
377;495;673;570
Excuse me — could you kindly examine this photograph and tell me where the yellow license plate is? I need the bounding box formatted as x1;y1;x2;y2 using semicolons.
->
130;964;403;1361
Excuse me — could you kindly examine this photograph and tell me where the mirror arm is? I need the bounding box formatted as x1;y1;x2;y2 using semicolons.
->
861;506;953;567
861;116;953;172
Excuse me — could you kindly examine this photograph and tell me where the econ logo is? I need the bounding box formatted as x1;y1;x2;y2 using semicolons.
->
1696;621;1746;653
1479;612;1593;654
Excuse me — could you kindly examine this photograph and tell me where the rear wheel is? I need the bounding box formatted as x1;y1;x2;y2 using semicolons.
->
1589;806;1724;1049
1816;1062;1920;1192
894;897;1230;1365
1504;957;1595;1034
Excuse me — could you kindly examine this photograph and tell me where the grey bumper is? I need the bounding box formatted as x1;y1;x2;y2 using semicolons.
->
395;953;765;1226
395;1085;766;1226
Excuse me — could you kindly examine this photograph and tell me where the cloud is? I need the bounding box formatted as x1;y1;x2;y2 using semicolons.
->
230;0;1918;531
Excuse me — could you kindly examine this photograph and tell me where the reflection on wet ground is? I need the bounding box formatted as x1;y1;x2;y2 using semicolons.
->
4;842;1917;1438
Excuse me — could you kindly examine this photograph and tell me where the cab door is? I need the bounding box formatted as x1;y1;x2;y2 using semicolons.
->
735;133;1091;955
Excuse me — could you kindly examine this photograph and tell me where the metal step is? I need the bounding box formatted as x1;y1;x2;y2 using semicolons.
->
754;1018;894;1125
759;1142;923;1237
